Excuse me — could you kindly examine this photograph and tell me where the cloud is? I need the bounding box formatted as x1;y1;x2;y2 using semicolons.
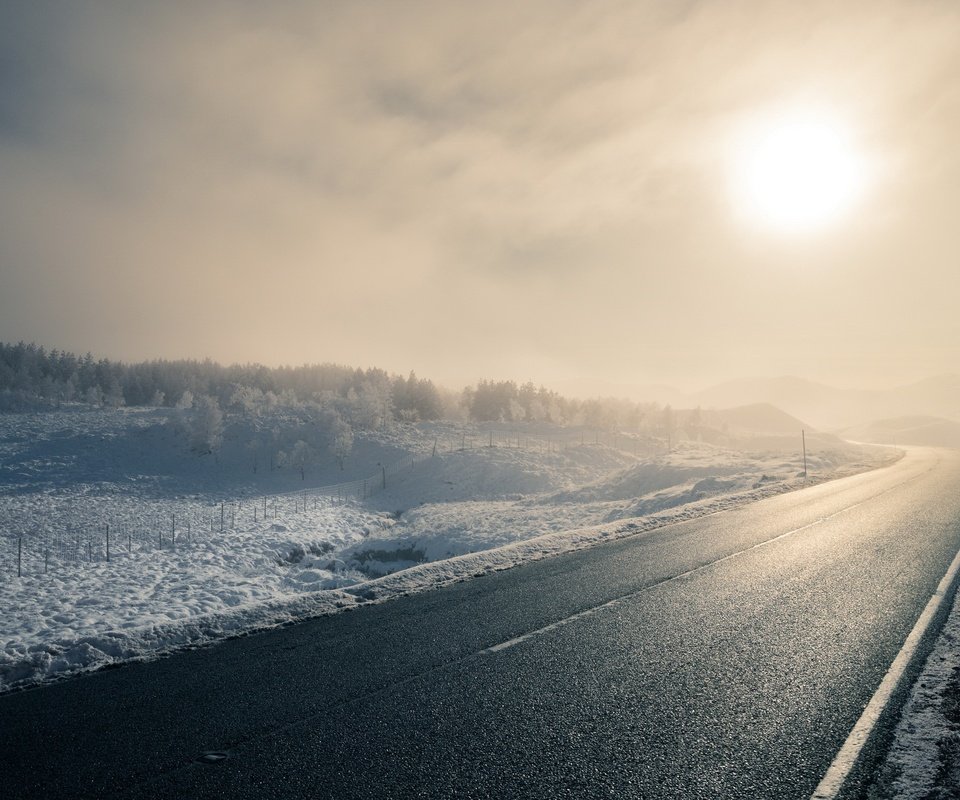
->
0;1;958;389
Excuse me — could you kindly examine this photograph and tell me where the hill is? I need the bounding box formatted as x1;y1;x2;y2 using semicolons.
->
714;403;812;436
841;416;960;448
691;375;960;430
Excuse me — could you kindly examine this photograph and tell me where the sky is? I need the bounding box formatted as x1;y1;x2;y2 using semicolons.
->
0;0;957;395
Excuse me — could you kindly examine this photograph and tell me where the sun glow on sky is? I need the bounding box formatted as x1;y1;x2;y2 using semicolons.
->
2;2;959;389
731;110;866;234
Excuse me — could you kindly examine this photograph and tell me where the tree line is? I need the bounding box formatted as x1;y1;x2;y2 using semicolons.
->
0;341;445;423
0;341;664;432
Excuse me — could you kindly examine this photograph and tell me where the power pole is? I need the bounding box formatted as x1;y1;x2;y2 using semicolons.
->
802;429;808;477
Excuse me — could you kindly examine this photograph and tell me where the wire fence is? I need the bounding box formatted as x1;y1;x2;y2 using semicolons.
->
1;425;658;579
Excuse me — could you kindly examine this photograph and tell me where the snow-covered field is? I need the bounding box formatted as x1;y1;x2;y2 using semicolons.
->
0;408;891;692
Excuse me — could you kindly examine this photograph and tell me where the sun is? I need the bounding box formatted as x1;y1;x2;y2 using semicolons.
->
729;110;865;233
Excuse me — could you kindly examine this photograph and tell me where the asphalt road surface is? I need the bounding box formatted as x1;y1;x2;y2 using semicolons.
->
2;447;960;800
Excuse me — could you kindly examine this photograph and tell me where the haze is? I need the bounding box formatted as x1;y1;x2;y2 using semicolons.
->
1;1;957;395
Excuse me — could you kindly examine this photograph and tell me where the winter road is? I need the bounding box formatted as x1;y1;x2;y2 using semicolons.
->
2;447;960;799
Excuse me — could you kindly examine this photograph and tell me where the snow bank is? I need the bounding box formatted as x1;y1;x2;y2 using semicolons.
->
873;591;960;798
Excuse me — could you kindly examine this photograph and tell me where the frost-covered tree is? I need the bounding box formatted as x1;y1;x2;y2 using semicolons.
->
229;385;267;416
331;420;354;470
187;394;224;454
105;379;125;409
278;439;316;480
345;380;393;430
392;371;442;422
62;376;77;403
84;385;103;407
466;380;519;422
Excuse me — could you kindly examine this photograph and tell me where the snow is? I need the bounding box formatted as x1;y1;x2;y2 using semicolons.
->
351;440;867;573
874;592;960;798
0;407;890;692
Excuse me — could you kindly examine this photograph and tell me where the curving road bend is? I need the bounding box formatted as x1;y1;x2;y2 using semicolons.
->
1;447;959;799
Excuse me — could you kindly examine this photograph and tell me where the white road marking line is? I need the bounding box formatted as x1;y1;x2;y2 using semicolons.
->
482;470;925;657
810;541;960;799
483;517;825;655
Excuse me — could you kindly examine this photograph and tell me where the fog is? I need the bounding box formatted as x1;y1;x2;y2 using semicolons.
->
0;1;957;393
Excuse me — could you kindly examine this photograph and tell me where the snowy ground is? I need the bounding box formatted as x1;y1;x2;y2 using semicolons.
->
354;440;871;573
872;589;960;799
0;408;891;692
871;555;960;799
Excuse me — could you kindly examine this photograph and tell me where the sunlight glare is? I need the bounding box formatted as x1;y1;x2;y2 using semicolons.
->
731;111;865;234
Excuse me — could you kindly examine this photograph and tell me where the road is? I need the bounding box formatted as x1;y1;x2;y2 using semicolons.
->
2;447;959;799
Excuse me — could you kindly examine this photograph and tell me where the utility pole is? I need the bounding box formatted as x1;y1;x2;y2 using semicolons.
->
802;429;808;477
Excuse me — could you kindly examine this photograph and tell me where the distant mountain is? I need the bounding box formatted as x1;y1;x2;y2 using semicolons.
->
889;375;960;422
682;402;856;457
714;403;812;436
841;416;960;448
555;373;958;431
693;377;845;427
690;375;960;430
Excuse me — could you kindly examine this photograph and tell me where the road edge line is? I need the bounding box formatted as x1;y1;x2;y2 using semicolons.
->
810;542;960;799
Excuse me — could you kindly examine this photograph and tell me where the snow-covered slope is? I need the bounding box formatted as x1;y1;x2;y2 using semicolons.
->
0;409;893;691
347;440;880;574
